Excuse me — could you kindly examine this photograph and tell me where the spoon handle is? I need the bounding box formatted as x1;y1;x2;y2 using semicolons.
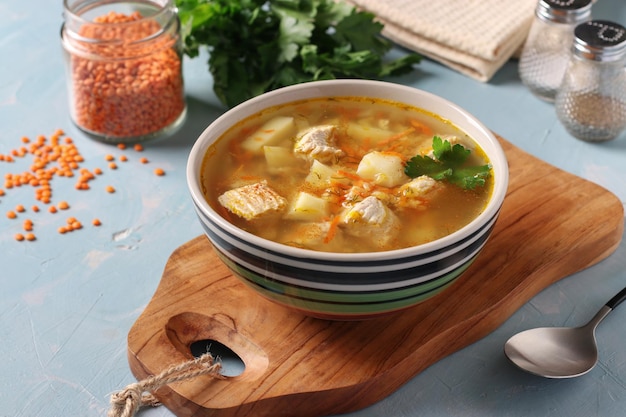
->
584;287;626;332
606;286;626;310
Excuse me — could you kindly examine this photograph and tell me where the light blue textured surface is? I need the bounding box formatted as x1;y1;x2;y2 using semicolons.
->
1;1;626;416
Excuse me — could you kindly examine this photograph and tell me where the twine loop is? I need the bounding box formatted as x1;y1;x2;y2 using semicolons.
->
108;353;223;417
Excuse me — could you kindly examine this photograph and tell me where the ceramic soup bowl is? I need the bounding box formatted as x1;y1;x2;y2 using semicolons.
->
187;79;509;320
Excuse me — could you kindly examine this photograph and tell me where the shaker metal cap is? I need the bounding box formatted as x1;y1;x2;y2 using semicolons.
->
573;20;626;62
537;0;592;24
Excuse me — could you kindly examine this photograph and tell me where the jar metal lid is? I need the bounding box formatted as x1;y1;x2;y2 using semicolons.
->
573;20;626;62
536;0;592;24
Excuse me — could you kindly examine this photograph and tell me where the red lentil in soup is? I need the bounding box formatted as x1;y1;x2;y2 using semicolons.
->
201;97;493;253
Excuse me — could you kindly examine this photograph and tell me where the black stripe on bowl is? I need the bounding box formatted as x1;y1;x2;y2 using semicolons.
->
196;207;496;289
215;246;476;303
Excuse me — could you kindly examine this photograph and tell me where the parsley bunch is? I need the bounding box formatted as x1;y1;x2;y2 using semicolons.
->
405;136;492;190
175;0;421;108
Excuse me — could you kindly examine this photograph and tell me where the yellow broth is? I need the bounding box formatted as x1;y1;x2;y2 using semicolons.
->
200;97;493;253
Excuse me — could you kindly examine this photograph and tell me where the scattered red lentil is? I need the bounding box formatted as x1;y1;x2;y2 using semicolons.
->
2;128;165;242
117;143;127;150
105;154;115;162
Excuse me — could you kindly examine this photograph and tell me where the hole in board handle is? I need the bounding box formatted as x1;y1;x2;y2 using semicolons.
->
190;339;246;377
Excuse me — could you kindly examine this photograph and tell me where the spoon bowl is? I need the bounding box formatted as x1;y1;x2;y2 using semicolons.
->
504;287;626;378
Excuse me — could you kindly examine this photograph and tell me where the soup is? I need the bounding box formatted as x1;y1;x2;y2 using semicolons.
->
200;97;493;253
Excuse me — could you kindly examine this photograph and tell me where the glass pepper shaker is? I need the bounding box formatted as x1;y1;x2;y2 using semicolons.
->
60;0;187;144
519;0;592;102
555;20;626;142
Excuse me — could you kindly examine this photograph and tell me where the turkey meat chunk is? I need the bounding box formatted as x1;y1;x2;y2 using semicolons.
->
340;196;400;248
217;181;287;221
294;125;343;163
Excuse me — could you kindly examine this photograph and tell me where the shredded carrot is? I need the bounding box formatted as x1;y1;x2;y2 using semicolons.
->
377;127;416;147
409;120;433;137
336;170;364;182
324;215;342;244
379;150;408;160
330;181;352;190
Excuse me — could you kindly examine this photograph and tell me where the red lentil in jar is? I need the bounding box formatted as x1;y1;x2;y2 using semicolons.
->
61;0;186;143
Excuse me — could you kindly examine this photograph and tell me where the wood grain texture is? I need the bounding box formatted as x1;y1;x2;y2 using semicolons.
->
127;137;624;417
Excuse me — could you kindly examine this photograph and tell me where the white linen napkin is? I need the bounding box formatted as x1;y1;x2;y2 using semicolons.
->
345;0;537;82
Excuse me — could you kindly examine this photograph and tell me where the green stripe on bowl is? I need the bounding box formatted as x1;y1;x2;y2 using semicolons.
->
251;276;459;316
216;250;476;305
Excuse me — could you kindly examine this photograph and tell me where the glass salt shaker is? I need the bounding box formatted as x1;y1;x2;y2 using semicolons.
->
519;0;592;102
555;20;626;142
61;0;186;144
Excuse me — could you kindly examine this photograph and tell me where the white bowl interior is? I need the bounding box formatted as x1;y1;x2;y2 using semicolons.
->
187;80;509;261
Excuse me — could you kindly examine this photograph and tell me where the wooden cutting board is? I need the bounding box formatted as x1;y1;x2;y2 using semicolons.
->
127;136;624;417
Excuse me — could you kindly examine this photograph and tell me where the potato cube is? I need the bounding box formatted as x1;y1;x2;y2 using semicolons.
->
356;151;408;188
264;146;299;174
241;116;296;153
346;122;392;144
305;160;339;189
284;192;329;221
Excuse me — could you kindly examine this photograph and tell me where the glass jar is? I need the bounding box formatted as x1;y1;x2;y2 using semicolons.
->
555;20;626;142
61;0;186;144
519;0;592;102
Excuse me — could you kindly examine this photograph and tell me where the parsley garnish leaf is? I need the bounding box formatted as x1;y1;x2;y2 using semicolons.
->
405;136;491;190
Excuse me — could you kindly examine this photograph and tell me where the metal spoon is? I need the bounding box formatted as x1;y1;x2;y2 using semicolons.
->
504;286;626;378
